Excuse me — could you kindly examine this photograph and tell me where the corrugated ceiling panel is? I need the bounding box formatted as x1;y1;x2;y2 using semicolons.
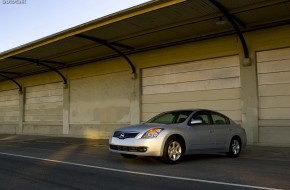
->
236;3;290;26
5;64;47;75
16;36;95;60
48;46;116;63
1;0;290;82
117;19;233;48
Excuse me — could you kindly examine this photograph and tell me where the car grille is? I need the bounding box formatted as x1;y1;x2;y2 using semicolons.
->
110;145;147;152
113;131;139;139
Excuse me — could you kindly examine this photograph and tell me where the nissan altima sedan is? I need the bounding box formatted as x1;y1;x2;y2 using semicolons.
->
109;109;247;164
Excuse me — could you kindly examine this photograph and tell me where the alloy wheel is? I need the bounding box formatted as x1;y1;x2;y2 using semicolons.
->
168;141;182;161
231;139;240;155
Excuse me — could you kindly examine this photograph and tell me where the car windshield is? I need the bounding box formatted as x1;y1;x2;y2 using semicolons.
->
147;111;192;124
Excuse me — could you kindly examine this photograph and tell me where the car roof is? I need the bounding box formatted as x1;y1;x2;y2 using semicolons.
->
164;109;204;113
164;109;227;116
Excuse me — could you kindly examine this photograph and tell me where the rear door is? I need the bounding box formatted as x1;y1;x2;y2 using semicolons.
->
210;111;231;150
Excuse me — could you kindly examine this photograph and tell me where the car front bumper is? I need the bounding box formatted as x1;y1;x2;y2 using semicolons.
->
109;137;164;157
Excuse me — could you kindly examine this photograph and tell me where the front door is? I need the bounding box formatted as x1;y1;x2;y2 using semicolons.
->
186;111;214;152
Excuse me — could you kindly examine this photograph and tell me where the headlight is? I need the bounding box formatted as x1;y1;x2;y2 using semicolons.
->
142;128;164;138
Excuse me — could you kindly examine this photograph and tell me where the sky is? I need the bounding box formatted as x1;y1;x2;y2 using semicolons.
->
0;0;150;53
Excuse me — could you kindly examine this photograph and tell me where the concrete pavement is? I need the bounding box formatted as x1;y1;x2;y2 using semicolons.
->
0;134;108;146
1;134;290;161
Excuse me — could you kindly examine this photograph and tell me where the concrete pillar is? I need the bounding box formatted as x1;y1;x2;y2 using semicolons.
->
17;88;24;134
240;55;259;144
130;73;141;124
63;81;70;135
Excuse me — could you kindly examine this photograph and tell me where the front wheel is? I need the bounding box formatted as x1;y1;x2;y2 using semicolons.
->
228;137;241;157
162;137;184;164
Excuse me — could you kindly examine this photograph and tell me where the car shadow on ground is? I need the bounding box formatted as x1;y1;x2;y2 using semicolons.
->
182;153;228;162
114;153;228;165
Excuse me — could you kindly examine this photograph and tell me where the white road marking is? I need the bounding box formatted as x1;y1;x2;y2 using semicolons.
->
0;151;284;190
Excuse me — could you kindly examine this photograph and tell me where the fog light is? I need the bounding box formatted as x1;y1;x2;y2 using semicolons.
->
137;147;147;152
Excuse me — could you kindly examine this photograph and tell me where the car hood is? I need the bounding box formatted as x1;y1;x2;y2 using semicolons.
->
116;123;175;133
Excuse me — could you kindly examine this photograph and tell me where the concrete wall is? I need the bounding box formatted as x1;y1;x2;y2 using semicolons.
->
69;71;133;138
0;89;19;134
141;55;241;123
22;83;63;135
0;25;290;146
257;47;290;146
25;83;63;122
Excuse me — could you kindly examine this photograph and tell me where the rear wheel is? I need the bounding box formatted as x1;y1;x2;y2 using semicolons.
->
162;137;184;164
121;154;137;159
228;137;241;157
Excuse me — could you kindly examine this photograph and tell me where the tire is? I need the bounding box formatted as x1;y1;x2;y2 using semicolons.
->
162;137;184;164
121;154;137;159
228;137;241;158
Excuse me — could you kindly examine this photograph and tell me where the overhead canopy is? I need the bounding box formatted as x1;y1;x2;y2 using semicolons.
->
0;0;290;90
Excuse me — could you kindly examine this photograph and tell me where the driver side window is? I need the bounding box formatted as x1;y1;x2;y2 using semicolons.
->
191;112;210;125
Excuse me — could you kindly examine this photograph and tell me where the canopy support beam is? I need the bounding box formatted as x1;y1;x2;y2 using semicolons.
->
209;0;250;65
0;73;22;93
75;34;136;77
10;57;67;87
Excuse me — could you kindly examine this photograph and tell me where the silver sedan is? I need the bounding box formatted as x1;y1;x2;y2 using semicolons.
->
109;109;247;164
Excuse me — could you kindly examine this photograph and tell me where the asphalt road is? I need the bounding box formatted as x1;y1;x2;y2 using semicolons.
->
0;139;289;190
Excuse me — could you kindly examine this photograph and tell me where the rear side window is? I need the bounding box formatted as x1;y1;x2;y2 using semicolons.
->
211;112;230;125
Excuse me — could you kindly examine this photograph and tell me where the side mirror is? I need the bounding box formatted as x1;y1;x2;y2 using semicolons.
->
190;119;203;125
